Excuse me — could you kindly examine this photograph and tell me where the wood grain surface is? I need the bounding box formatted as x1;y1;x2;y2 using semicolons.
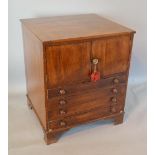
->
21;14;135;43
21;14;135;144
22;24;47;129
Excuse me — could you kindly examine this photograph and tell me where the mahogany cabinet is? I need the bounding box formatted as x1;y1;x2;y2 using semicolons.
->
21;14;135;144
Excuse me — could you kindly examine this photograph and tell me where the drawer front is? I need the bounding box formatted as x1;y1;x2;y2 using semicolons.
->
49;105;124;131
48;84;126;120
47;74;127;98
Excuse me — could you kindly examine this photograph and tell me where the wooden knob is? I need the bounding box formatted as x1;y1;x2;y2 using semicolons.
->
111;107;117;113
59;110;66;115
59;100;66;105
111;97;117;102
112;88;118;94
60;121;66;126
113;78;119;84
59;89;66;95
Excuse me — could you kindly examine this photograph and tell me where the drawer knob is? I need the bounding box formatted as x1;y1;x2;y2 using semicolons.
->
59;100;66;105
111;97;117;102
112;88;118;94
111;107;117;113
59;89;66;95
113;78;119;84
59;110;66;115
60;121;66;126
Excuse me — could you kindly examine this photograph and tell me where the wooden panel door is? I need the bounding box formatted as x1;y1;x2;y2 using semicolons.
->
92;35;131;77
46;42;91;88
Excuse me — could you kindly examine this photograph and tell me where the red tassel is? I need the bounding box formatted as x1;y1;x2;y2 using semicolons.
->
91;71;100;82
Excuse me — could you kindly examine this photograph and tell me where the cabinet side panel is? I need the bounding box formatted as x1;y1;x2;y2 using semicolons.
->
22;24;47;129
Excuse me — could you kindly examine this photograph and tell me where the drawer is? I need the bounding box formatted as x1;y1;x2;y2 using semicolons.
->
48;84;126;120
49;105;124;131
47;74;127;98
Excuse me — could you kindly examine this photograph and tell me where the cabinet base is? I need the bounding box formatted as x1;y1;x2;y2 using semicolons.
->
43;113;124;144
44;132;59;145
44;131;67;145
114;113;124;125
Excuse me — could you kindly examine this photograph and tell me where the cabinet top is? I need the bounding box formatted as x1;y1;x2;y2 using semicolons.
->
21;14;135;43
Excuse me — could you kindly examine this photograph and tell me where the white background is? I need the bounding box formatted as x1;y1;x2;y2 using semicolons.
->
7;0;147;155
8;0;146;93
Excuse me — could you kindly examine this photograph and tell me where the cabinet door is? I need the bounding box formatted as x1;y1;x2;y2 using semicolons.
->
92;35;131;77
46;42;91;88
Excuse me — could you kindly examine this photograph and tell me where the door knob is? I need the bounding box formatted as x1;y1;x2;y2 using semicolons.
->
91;58;100;82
